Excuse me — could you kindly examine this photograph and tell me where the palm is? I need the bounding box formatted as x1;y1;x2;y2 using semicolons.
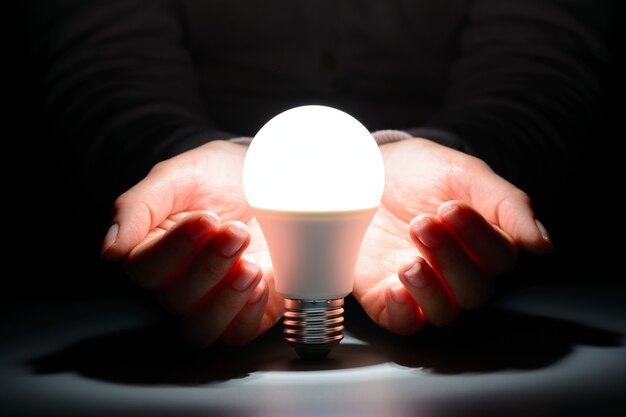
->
352;138;488;321
196;145;271;266
133;141;274;288
354;207;422;303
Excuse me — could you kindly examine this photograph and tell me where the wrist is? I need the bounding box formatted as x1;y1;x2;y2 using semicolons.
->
228;137;253;145
371;129;413;146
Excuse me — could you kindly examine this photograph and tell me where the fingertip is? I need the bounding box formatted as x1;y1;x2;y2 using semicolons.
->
438;200;468;230
408;214;425;240
231;257;262;292
398;255;421;277
384;281;425;336
495;196;554;255
409;214;445;249
100;224;122;261
388;281;410;304
408;214;424;234
399;257;432;289
187;212;221;244
215;221;251;257
220;279;270;346
247;275;267;305
515;217;554;255
533;219;554;254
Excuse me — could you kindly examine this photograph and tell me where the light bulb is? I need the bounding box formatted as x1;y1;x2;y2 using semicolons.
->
243;105;384;359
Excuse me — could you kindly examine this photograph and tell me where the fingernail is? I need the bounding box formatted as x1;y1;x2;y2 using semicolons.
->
411;216;445;249
216;223;248;257
535;219;554;249
389;282;409;304
232;260;260;291
189;214;219;243
404;261;430;288
439;202;466;230
247;279;266;305
101;224;119;255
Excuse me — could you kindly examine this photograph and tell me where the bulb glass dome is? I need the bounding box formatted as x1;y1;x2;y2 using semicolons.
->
243;105;384;212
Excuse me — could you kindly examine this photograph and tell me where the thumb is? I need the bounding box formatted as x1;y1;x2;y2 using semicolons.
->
485;186;554;255
100;167;186;262
461;159;554;255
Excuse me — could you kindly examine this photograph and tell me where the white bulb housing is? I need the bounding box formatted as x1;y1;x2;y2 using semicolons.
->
242;105;384;357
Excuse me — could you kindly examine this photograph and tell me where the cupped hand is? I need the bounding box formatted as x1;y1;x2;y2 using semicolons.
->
100;140;284;347
352;138;553;335
101;137;553;346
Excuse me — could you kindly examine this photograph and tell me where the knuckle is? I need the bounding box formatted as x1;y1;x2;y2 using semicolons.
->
149;159;173;176
112;192;131;212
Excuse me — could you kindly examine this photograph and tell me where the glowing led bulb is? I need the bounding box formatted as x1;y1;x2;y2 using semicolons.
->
243;105;384;359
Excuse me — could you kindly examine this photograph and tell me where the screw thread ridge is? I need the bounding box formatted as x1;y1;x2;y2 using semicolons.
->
283;298;344;347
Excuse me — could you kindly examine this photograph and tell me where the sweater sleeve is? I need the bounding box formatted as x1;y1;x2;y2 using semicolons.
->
412;0;613;193
19;0;234;208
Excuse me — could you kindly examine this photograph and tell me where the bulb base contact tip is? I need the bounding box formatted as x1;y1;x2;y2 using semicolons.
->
283;298;344;360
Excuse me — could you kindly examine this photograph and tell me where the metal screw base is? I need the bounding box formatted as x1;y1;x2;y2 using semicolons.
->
283;298;344;360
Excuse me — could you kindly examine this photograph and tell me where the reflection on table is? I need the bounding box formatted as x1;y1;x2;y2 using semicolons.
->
1;284;625;417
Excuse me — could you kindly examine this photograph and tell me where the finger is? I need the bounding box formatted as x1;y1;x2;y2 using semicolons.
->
221;272;286;346
219;278;271;346
180;257;262;348
157;221;251;315
410;214;494;310
382;279;426;335
100;161;197;262
468;176;553;255
438;201;518;276
124;212;221;289
398;256;461;327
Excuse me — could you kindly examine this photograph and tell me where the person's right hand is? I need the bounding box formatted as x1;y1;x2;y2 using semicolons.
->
100;140;284;347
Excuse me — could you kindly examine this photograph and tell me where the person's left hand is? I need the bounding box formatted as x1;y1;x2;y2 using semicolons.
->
101;140;284;347
352;138;553;335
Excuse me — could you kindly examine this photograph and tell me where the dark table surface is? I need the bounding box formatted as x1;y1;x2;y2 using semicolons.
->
1;282;625;417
